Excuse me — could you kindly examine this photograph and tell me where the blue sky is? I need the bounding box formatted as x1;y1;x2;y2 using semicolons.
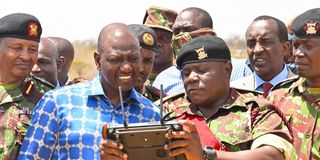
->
1;0;319;41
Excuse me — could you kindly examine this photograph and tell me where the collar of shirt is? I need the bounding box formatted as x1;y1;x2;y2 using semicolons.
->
56;80;61;88
288;77;320;103
254;63;289;92
179;88;248;118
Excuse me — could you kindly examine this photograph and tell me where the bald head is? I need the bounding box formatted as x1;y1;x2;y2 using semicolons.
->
32;37;59;86
48;37;74;62
94;23;141;99
39;38;59;60
47;37;74;85
97;23;139;53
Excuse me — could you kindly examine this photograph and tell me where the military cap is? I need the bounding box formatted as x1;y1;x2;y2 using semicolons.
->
128;24;159;52
176;36;231;69
292;8;320;38
0;13;42;42
143;6;178;32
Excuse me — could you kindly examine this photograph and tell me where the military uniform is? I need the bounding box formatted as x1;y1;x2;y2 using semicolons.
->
270;77;320;159
166;36;297;159
268;8;320;160
165;88;294;153
143;6;178;84
0;76;53;160
141;85;168;102
0;13;51;160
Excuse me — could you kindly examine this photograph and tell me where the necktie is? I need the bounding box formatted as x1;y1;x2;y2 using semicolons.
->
262;82;273;98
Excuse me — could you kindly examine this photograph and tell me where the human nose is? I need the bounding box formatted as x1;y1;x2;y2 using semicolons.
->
252;42;264;54
31;63;41;73
293;46;305;58
185;71;199;83
120;61;133;73
19;48;32;61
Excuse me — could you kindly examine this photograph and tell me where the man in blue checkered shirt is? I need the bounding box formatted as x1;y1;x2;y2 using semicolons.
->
18;23;161;160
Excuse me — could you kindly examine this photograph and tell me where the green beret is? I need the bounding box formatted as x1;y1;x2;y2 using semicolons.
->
292;8;320;38
0;13;42;42
176;36;231;69
128;24;159;52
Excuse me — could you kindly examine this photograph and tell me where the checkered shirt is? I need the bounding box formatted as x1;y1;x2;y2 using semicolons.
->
18;75;160;159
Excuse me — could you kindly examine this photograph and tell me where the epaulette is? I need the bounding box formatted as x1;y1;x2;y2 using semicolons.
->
154;91;185;106
272;75;299;91
145;85;165;98
232;87;262;97
22;75;54;104
31;75;55;88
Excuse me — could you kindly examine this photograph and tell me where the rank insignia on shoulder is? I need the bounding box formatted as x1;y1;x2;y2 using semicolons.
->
22;80;34;96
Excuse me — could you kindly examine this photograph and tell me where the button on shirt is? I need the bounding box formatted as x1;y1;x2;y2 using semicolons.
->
18;75;161;160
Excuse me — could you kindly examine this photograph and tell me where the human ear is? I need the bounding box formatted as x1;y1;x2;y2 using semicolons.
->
94;51;101;70
223;61;233;82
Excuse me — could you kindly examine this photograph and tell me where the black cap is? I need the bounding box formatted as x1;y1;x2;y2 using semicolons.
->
176;36;231;69
292;8;320;38
0;13;42;42
128;24;158;52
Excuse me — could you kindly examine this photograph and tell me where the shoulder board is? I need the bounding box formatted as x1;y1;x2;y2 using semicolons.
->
154;91;185;106
145;85;163;97
22;75;54;104
272;75;299;91
233;87;262;96
31;75;55;89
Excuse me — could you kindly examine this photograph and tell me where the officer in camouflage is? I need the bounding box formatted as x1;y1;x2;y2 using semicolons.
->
269;8;320;160
128;24;167;102
143;6;177;84
164;36;297;160
0;13;54;160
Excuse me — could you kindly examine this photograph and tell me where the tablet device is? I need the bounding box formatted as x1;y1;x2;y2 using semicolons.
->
106;122;186;160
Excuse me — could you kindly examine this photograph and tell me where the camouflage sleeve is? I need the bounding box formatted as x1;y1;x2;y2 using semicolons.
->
18;91;59;160
251;134;298;160
250;99;293;145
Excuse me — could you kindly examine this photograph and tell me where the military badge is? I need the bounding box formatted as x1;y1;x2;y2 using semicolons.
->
142;32;154;46
303;20;320;35
27;22;39;38
195;46;208;60
22;80;34;96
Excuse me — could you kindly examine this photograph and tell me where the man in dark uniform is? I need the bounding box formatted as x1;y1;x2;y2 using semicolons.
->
128;24;167;101
0;13;54;160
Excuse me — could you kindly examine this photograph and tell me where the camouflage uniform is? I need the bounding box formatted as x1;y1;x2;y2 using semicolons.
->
165;88;295;155
269;76;320;159
141;85;167;102
143;6;178;84
0;76;53;160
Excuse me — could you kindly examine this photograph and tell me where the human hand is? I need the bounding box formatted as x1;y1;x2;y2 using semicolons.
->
164;120;206;160
100;123;128;160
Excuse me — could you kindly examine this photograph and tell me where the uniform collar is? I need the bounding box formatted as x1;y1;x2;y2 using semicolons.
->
184;88;249;117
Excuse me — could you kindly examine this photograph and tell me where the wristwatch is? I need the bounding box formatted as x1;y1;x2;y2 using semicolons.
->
203;146;217;160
